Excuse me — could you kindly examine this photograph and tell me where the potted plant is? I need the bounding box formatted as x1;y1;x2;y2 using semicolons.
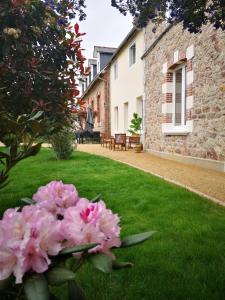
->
128;113;143;153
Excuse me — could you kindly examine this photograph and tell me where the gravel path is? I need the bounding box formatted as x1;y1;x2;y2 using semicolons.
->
78;144;225;205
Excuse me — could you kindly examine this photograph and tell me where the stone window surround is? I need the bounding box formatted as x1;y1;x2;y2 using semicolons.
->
161;45;194;135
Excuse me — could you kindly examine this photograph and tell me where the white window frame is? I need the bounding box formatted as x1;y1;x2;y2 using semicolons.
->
124;102;128;133
162;63;193;135
114;106;118;133
172;64;186;127
113;61;118;80
129;42;136;67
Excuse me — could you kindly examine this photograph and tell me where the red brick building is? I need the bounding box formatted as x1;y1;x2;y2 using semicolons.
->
80;66;111;136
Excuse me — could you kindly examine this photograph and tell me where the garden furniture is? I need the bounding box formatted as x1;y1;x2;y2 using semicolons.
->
101;133;112;148
112;134;127;151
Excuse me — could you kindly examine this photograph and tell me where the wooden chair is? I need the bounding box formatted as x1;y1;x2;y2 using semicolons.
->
100;133;112;148
112;134;127;151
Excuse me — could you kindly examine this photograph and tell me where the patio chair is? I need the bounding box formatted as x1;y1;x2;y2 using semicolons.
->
127;136;140;149
112;134;127;151
100;133;112;148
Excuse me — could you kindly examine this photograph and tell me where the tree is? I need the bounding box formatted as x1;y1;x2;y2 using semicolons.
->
0;0;89;188
0;0;87;126
111;0;225;33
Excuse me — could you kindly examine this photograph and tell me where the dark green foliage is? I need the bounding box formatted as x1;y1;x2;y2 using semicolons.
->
0;112;49;189
111;0;225;33
49;128;75;160
0;0;87;188
24;274;50;300
128;113;142;135
0;0;85;125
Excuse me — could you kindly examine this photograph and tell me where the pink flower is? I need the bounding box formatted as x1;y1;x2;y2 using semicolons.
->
61;199;121;254
0;206;63;283
33;181;79;216
0;181;122;283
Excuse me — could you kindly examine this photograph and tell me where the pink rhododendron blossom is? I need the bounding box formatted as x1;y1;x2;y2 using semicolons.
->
0;206;63;283
0;181;121;284
61;199;121;254
32;180;79;216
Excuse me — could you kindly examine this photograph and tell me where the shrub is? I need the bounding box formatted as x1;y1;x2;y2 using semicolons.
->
50;128;75;160
128;113;142;135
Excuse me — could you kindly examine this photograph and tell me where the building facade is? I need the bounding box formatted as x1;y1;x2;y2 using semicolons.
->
109;28;144;135
143;23;225;172
80;67;111;136
80;46;117;135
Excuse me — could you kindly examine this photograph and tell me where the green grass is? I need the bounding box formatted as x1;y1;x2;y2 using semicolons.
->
1;148;225;300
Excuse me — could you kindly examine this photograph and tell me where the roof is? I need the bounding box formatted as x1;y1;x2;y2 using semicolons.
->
93;46;117;58
109;27;139;63
80;66;109;99
80;27;139;99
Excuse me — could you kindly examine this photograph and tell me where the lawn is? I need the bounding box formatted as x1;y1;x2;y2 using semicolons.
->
1;148;225;300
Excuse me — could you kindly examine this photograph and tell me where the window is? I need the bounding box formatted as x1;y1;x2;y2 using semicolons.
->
113;61;118;80
129;42;136;67
97;96;100;123
173;65;187;126
114;106;118;132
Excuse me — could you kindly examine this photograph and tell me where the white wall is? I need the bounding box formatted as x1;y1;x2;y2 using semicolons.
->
110;30;144;135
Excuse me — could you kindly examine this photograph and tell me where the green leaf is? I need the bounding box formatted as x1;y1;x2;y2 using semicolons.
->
24;274;49;300
50;293;60;300
2;40;11;57
17;114;28;124
46;268;75;286
60;243;99;255
121;231;156;248
29;120;45;135
68;280;86;300
0;151;10;159
91;194;101;203
21;197;36;205
88;253;112;273
22;143;42;160
29;111;44;121
0;276;13;291
112;260;133;270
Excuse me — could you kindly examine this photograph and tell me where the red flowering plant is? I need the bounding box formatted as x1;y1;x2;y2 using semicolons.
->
0;0;88;188
0;180;155;300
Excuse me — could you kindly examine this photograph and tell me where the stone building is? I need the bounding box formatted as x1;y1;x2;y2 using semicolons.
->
142;23;225;172
80;66;111;136
80;46;116;136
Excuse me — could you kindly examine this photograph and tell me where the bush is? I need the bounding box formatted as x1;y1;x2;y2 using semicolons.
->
50;128;75;160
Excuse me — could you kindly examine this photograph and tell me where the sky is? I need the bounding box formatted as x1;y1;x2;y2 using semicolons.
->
78;0;133;60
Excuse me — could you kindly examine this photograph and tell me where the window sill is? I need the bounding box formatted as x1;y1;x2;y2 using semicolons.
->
162;123;193;136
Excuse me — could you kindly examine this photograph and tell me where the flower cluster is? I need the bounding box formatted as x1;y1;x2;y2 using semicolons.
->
0;181;121;284
3;27;21;39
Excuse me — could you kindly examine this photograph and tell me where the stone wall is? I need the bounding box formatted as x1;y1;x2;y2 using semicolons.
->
144;23;225;162
82;69;111;136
